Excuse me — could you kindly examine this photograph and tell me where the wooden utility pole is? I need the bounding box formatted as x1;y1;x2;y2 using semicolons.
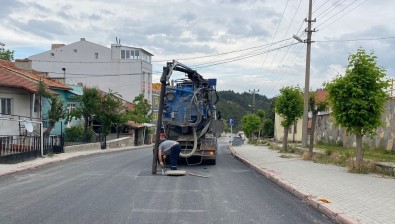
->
301;0;315;147
152;67;168;174
249;89;259;113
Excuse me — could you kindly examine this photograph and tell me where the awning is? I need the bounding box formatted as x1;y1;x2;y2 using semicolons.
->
126;121;145;128
143;123;156;127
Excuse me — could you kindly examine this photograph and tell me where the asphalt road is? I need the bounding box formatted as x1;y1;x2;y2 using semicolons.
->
0;138;335;224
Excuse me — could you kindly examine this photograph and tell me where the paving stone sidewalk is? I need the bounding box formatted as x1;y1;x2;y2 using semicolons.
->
230;143;395;224
0;145;149;177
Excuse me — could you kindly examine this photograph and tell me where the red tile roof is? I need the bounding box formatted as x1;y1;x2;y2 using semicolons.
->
0;68;38;93
0;59;71;91
315;89;328;103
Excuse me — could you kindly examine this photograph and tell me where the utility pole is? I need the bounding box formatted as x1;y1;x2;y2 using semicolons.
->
249;89;259;113
299;0;315;148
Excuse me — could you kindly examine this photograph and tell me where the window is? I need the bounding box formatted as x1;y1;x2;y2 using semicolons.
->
34;98;40;112
67;103;76;114
141;72;145;92
153;96;159;106
135;50;140;59
153;112;158;121
95;53;98;59
0;98;12;115
50;52;55;57
121;50;126;59
126;50;130;59
130;50;135;59
74;49;77;53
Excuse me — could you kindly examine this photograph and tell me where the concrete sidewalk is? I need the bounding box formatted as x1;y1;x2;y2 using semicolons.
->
230;143;395;224
0;145;150;177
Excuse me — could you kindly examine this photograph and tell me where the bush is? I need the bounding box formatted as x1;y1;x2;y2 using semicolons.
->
325;149;333;156
65;126;95;142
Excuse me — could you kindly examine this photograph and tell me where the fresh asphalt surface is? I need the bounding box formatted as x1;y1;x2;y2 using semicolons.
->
0;138;335;224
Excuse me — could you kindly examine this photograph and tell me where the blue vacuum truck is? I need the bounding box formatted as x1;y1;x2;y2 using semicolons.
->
152;61;222;173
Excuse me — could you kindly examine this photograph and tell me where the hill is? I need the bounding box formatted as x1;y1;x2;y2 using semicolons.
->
216;90;274;133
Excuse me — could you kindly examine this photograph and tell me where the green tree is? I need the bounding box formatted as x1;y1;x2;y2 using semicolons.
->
129;93;152;138
256;109;266;139
130;93;152;124
324;49;389;171
96;90;126;136
262;118;274;137
68;87;101;141
37;81;66;136
274;86;303;151
306;91;329;159
0;48;14;61
242;114;260;138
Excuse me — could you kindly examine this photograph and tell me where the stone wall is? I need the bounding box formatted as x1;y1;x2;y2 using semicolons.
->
314;99;395;152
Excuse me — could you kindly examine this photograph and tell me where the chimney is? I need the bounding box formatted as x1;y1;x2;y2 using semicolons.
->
51;44;65;50
80;38;86;41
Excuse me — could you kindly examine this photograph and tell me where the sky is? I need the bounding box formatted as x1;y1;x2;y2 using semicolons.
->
1;0;394;98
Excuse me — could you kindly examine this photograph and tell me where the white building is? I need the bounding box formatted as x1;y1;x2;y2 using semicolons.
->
17;38;153;103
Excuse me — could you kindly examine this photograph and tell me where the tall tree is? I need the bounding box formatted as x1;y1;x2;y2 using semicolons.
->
242;114;260;139
256;109;266;139
274;86;303;151
130;93;152;124
96;90;126;135
306;91;328;159
0;48;14;61
262;119;274;137
37;81;65;136
68;87;101;141
324;49;389;171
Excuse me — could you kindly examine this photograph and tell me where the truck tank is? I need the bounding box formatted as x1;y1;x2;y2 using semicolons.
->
158;61;222;165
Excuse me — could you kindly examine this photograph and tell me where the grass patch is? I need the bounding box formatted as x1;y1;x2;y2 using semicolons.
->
314;143;395;176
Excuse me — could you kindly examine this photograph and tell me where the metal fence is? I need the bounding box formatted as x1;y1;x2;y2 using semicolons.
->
0;135;64;163
0;135;40;163
44;135;64;154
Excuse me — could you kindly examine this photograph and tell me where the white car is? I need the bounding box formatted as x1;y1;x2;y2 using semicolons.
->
229;134;234;143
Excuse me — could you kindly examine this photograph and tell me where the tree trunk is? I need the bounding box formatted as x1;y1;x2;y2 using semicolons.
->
283;127;289;151
355;133;363;171
308;111;317;159
43;121;55;136
83;115;89;142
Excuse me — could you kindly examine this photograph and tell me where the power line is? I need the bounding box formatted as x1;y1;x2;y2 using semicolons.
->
151;39;291;63
189;38;293;67
253;0;303;91
317;0;359;28
194;42;299;69
318;0;369;31
258;0;290;78
315;36;395;42
313;0;331;14
153;38;293;65
315;0;347;21
48;71;147;78
28;59;145;64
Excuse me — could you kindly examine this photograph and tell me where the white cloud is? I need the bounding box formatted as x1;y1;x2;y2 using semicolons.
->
1;0;394;98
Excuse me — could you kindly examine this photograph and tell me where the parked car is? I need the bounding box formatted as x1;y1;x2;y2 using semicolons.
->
237;131;246;140
229;134;234;143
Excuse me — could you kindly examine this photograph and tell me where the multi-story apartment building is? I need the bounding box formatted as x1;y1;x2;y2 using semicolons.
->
16;38;153;103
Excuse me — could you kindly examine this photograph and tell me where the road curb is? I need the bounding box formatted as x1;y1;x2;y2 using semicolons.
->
0;145;152;177
228;146;361;224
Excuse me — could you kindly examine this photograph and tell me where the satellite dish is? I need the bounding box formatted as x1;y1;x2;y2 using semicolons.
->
25;122;33;133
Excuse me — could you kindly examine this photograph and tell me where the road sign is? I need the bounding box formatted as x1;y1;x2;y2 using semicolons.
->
229;119;234;126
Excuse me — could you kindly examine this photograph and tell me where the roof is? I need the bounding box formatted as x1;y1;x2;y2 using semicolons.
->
315;89;328;103
126;121;145;128
0;68;38;93
0;59;71;91
29;38;111;59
